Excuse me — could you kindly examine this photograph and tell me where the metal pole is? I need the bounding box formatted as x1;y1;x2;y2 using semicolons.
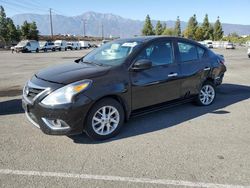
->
82;19;86;37
101;23;104;39
49;8;53;39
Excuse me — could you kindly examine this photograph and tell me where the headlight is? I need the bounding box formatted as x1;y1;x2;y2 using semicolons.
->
41;80;92;106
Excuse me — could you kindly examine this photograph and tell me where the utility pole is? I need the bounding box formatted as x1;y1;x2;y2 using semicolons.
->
101;23;104;39
82;19;86;37
49;8;53;40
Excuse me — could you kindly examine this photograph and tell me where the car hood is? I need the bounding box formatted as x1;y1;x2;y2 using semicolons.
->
35;62;110;84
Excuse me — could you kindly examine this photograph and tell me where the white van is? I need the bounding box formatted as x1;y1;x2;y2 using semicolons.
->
67;41;80;50
79;41;90;49
54;40;67;51
15;40;39;53
39;41;55;52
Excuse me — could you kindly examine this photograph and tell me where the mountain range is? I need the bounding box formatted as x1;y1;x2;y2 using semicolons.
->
11;11;250;38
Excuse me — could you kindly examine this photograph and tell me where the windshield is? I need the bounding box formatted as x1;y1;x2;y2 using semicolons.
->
17;41;28;46
82;40;141;66
39;41;46;46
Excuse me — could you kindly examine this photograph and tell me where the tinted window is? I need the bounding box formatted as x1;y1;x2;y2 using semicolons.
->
136;41;173;66
178;42;198;62
197;47;205;59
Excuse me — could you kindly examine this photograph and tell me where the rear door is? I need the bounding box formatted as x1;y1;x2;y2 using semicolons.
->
176;40;210;97
130;39;181;110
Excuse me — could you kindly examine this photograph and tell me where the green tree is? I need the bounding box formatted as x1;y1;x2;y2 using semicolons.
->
0;6;8;44
194;26;204;41
16;25;22;40
29;21;39;40
6;18;20;42
213;17;224;40
21;21;30;39
155;21;163;35
142;15;154;36
21;21;39;40
184;14;198;39
202;14;210;40
162;23;167;34
174;16;181;37
209;23;214;40
162;27;175;36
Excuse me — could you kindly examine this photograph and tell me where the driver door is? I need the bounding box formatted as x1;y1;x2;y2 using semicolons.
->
130;39;181;110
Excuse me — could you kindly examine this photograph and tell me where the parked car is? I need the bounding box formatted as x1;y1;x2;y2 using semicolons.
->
22;36;226;140
248;48;250;58
54;40;67;51
15;40;39;53
79;41;90;49
67;41;80;50
226;43;235;49
97;40;111;47
206;42;213;48
39;41;55;52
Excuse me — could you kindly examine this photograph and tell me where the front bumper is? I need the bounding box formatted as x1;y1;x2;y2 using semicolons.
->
22;79;93;135
22;95;92;135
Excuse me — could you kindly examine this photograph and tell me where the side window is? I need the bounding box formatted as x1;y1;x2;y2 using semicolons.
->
178;42;198;62
197;47;205;59
27;42;31;47
136;41;173;66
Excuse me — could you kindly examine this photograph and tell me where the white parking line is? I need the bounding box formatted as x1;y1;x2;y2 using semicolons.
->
0;169;249;188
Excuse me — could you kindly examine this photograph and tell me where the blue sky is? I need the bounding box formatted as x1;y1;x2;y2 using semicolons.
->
1;0;250;25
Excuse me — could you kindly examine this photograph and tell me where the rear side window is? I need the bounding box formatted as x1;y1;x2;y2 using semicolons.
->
178;42;198;62
197;47;205;59
136;41;174;66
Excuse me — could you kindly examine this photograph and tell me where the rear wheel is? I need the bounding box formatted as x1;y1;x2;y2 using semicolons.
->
36;48;39;53
84;98;124;140
44;48;47;52
196;81;216;106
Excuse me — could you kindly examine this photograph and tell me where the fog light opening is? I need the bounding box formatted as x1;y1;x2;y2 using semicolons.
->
42;118;70;130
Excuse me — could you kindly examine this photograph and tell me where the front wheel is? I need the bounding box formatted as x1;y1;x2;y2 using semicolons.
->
84;98;124;140
196;81;216;106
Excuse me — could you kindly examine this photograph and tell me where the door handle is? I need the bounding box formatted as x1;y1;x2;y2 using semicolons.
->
204;67;211;71
168;73;178;77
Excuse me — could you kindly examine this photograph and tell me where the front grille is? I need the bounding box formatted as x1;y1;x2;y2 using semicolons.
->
27;87;44;100
24;81;48;102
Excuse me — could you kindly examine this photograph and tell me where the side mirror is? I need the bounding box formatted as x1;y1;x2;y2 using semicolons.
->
132;59;152;71
74;58;82;63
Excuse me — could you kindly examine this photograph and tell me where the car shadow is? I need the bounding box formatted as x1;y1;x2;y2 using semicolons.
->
0;99;24;115
69;83;250;144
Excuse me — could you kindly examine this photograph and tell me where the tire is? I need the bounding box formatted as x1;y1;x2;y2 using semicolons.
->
248;55;250;58
84;98;125;140
59;48;61;51
65;48;67;51
196;81;216;106
44;48;47;52
36;48;39;53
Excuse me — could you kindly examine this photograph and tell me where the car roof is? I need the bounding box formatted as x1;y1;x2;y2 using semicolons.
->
115;36;198;44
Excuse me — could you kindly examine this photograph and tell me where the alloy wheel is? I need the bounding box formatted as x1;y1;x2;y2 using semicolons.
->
92;106;120;136
199;84;215;105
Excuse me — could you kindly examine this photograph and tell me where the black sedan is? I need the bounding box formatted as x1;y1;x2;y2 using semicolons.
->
22;36;226;140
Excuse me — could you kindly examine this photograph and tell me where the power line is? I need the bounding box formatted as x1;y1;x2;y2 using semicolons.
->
0;0;47;13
